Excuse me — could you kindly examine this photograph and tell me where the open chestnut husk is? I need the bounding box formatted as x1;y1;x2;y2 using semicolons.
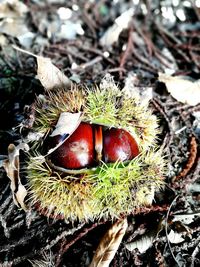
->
27;78;165;221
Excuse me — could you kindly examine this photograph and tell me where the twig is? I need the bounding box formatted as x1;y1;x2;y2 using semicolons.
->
165;195;182;267
151;98;173;133
119;28;133;78
0;194;12;217
133;22;153;57
185;157;200;192
44;222;85;251
171;136;197;189
155;22;191;63
82;8;97;38
189;50;200;70
49;45;88;62
75;56;102;70
105;67;126;73
132;42;158;71
0;183;10;203
55;221;105;266
79;46;116;65
133;204;169;216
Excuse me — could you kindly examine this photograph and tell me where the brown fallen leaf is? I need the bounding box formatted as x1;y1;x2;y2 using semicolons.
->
45;112;82;157
158;73;200;106
89;218;128;267
36;56;70;90
100;8;134;46
13;46;70;90
0;0;28;19
50;112;82;137
2;143;29;210
167;229;185;244
122;72;153;106
125;234;154;253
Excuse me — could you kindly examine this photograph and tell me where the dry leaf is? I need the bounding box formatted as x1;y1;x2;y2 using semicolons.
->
56;20;84;41
13;46;70;90
193;111;200;137
0;0;28;19
36;56;70;90
100;8;134;46
125;234;154;254
173;212;200;225
43;112;82;157
50;112;82;137
188;180;200;193
161;48;178;73
125;219;164;254
89;218;128;267
122;72;153;106
2;143;29;210
0;19;30;37
0;19;34;49
158;73;200;106
0;0;34;48
167;229;184;244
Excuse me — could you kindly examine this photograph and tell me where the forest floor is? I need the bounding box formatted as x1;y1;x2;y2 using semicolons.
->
0;0;200;266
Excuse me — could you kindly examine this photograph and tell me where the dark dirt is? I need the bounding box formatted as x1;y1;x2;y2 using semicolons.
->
0;0;200;266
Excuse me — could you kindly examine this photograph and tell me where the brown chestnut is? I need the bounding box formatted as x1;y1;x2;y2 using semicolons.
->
103;128;139;163
51;122;94;169
50;123;139;169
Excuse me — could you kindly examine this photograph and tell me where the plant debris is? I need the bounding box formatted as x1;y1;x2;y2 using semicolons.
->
159;73;200;106
89;218;128;267
1;0;200;266
2;143;29;210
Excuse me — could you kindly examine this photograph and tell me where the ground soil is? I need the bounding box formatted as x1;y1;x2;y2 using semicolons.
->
0;1;200;266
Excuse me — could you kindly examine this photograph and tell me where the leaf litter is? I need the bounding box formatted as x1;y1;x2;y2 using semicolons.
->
2;143;29;211
1;0;200;266
89;218;128;267
13;45;70;90
159;73;200;106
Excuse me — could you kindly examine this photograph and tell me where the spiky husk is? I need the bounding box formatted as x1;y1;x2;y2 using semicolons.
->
33;85;85;134
33;81;158;150
27;150;164;221
27;77;165;221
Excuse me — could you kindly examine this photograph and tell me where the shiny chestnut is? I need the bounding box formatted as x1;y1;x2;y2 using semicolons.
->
50;122;139;169
103;128;139;163
51;123;94;169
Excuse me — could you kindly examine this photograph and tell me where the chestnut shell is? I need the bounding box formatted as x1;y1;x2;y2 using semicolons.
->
51;122;94;169
50;123;139;169
103;128;139;163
